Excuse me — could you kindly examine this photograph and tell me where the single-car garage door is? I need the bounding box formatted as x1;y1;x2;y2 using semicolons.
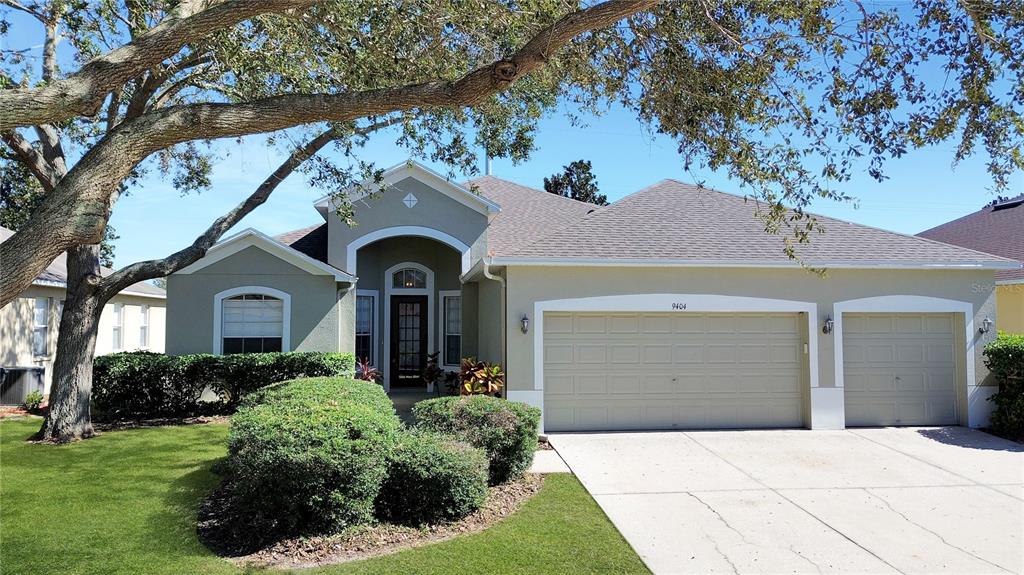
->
843;312;958;426
543;312;805;432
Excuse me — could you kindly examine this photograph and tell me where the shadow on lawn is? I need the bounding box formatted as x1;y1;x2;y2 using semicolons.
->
916;427;1024;452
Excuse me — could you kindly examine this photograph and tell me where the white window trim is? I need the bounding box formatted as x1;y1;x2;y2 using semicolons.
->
346;226;471;276
213;286;291;354
832;295;977;426
382;262;434;392
139;304;150;349
439;290;461;367
32;297;49;357
112;303;125;351
356;289;379;367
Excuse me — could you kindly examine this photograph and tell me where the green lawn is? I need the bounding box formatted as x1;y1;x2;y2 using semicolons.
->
0;418;648;575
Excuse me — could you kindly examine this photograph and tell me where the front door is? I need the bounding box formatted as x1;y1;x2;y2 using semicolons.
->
390;295;428;388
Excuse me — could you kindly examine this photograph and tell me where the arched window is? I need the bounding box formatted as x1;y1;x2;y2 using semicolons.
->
220;293;285;354
392;267;427;289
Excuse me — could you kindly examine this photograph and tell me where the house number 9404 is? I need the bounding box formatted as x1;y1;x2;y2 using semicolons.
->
671;303;687;310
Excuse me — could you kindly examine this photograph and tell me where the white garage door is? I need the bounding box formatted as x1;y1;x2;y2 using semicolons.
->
843;313;958;426
543;312;805;432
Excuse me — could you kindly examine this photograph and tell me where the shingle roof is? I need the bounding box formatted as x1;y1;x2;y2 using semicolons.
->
275;223;328;263
918;196;1024;282
465;175;598;255
501;179;1018;269
0;226;166;297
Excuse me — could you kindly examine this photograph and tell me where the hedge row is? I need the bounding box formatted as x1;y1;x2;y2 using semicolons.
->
92;351;354;419
985;332;1024;439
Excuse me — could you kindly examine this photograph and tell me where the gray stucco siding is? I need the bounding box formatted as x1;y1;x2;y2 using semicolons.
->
166;246;344;355
327;176;488;273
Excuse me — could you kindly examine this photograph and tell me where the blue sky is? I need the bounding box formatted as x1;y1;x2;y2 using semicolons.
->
2;7;1020;269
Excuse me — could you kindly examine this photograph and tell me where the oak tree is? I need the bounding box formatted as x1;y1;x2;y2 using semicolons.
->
1;0;1021;441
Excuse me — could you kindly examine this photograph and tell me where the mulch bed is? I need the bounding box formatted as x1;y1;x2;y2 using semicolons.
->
200;474;545;570
93;415;230;431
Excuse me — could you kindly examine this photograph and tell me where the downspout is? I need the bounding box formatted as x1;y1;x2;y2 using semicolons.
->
482;257;507;376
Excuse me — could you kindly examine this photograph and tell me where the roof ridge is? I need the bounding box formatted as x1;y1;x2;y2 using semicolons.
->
466;174;600;211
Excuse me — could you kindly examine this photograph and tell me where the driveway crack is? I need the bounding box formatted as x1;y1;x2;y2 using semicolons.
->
863;489;1014;574
687;493;742;574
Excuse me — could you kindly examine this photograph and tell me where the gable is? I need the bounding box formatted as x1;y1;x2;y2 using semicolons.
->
191;245;311;276
174;229;353;280
326;176;489;273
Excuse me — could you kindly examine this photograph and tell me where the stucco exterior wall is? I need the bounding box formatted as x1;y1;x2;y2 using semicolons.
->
166;245;343;355
476;273;504;364
503;266;998;397
327;176;488;273
996;284;1024;334
1;286;165;394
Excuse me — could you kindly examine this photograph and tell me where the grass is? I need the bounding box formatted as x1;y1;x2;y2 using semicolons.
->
0;418;649;575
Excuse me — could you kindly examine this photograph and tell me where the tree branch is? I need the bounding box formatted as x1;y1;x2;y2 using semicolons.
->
0;130;58;191
0;0;45;22
99;116;401;298
0;0;315;131
0;0;657;307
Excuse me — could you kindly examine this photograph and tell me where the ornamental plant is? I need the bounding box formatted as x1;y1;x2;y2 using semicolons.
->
458;358;505;396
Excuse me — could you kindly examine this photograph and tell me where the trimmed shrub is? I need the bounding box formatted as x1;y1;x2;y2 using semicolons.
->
243;376;394;414
985;332;1024;439
226;378;401;541
413;395;540;485
91;351;354;419
375;431;489;525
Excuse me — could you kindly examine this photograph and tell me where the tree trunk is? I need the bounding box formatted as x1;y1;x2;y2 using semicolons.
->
35;246;103;443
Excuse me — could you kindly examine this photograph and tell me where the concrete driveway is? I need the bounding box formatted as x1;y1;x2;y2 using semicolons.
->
550;428;1023;575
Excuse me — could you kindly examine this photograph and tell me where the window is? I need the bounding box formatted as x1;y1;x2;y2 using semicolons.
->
222;294;283;354
32;297;48;356
392;268;426;289
442;294;461;366
139;305;150;348
356;293;375;364
112;303;124;350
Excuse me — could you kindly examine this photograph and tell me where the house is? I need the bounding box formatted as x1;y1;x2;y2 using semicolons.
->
166;160;1019;432
918;195;1024;333
0;225;166;399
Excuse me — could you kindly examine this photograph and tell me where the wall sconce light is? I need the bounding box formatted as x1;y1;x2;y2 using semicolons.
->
822;315;834;335
980;317;994;334
520;314;529;334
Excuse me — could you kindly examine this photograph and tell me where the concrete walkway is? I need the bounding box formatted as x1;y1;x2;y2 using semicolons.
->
550;427;1024;575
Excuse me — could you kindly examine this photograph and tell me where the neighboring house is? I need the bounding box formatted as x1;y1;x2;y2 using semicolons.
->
0;226;166;398
918;195;1024;334
167;160;1019;432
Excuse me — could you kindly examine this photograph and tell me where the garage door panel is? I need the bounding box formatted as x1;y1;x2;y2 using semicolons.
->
544;312;805;431
577;344;607;364
843;312;957;426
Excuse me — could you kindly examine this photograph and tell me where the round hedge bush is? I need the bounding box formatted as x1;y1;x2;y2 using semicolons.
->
412;396;540;485
375;431;489;525
241;376;394;414
226;380;401;541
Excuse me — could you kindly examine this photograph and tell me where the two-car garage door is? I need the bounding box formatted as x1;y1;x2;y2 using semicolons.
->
543;312;805;432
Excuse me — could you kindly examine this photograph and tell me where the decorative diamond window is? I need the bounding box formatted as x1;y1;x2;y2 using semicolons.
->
402;193;418;208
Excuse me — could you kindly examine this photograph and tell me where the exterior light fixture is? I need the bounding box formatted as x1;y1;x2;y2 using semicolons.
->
822;315;834;335
980;317;994;334
520;314;529;334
